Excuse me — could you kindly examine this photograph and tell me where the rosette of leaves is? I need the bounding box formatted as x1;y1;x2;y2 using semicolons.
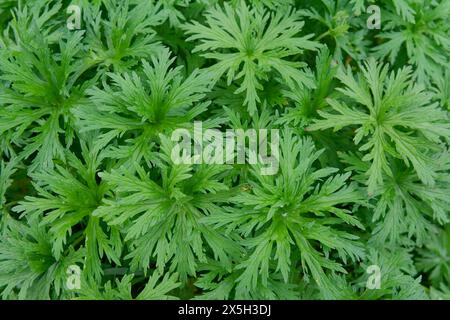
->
93;135;241;282
73;48;214;169
309;59;450;195
0;7;94;171
203;130;366;296
183;1;320;115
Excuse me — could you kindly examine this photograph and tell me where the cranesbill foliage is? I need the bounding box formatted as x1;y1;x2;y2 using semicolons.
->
0;0;448;301
183;2;320;115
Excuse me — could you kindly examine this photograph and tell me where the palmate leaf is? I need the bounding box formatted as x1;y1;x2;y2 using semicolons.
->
183;1;320;115
342;151;450;244
203;130;366;295
0;7;94;171
93;135;241;281
73;48;213;169
13;135;121;282
83;0;166;73
309;59;450;194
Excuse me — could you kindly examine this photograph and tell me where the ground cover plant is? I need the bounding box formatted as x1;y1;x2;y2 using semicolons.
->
0;0;449;300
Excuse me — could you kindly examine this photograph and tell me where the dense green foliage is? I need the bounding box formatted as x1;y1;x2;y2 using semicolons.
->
0;0;448;300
